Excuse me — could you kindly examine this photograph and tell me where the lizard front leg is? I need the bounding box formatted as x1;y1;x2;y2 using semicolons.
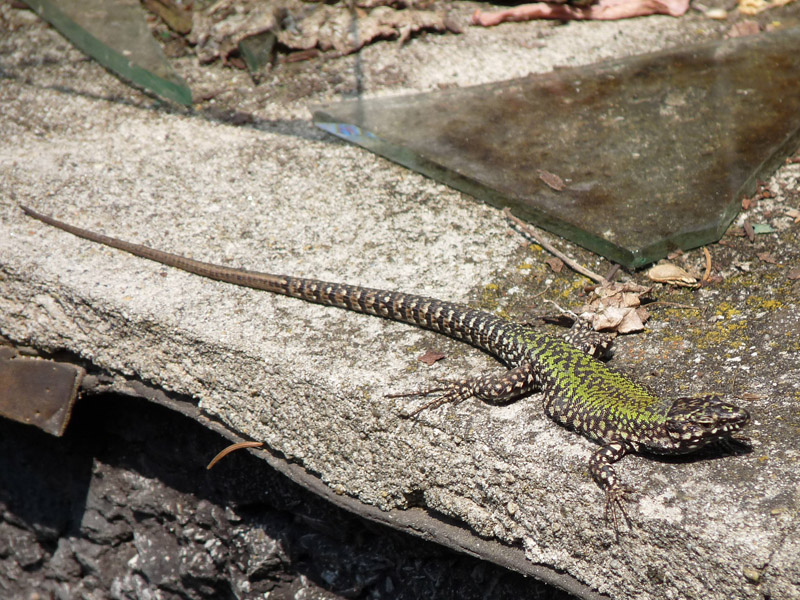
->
394;361;540;417
563;318;614;359
589;441;634;534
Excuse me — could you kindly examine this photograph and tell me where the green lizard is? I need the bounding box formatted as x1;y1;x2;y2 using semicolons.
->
21;205;750;529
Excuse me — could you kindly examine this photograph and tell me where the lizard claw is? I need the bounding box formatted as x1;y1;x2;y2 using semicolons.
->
389;381;473;418
604;486;634;539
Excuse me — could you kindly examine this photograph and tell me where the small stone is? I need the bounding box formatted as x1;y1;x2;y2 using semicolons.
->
743;566;761;584
705;8;728;18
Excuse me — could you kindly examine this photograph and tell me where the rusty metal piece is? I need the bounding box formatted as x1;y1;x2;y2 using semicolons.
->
0;346;84;436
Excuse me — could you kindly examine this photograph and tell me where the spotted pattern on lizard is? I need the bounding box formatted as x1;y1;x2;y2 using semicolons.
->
21;205;751;531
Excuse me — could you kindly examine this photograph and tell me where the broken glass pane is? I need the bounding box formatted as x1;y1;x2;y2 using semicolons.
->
22;0;192;106
314;28;800;268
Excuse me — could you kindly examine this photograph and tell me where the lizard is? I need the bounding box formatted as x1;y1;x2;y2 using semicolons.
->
21;205;750;530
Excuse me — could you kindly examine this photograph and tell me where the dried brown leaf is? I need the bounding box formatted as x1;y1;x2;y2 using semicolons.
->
756;252;777;264
579;281;651;334
537;169;566;191
545;256;564;273
647;263;698;286
419;349;446;365
472;0;689;26
743;220;755;243
787;267;800;280
278;5;448;55
191;0;278;63
591;306;646;334
591;307;627;330
616;308;646;334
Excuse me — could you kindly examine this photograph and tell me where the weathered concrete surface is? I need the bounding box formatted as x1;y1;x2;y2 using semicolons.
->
2;4;800;600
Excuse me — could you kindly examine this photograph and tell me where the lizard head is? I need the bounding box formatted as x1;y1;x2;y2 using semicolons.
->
665;396;750;450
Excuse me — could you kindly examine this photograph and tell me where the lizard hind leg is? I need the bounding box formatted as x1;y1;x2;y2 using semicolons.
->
391;361;539;418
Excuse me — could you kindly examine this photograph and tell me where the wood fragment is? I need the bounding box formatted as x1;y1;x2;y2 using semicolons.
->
207;441;264;469
503;208;606;283
701;247;712;284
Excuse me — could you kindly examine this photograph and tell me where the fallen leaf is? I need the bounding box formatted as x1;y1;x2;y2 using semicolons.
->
590;306;646;334
577;281;652;333
537;169;566;191
472;0;688;26
756;252;777;264
418;349;446;365
191;0;278;64
545;256;564;273
788;267;800;280
737;0;795;15
191;0;452;63
785;208;800;223
743;221;755;242
647;263;698;287
279;5;449;55
741;196;757;210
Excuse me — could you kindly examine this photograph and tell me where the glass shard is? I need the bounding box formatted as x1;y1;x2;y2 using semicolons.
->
314;29;800;268
239;30;277;78
22;0;192;106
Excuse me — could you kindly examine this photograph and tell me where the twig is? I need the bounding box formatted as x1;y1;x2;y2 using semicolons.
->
544;299;579;319
604;264;621;282
503;208;606;283
207;441;264;469
701;247;712;284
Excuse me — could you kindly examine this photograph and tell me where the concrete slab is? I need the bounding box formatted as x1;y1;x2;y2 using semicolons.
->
2;4;800;600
